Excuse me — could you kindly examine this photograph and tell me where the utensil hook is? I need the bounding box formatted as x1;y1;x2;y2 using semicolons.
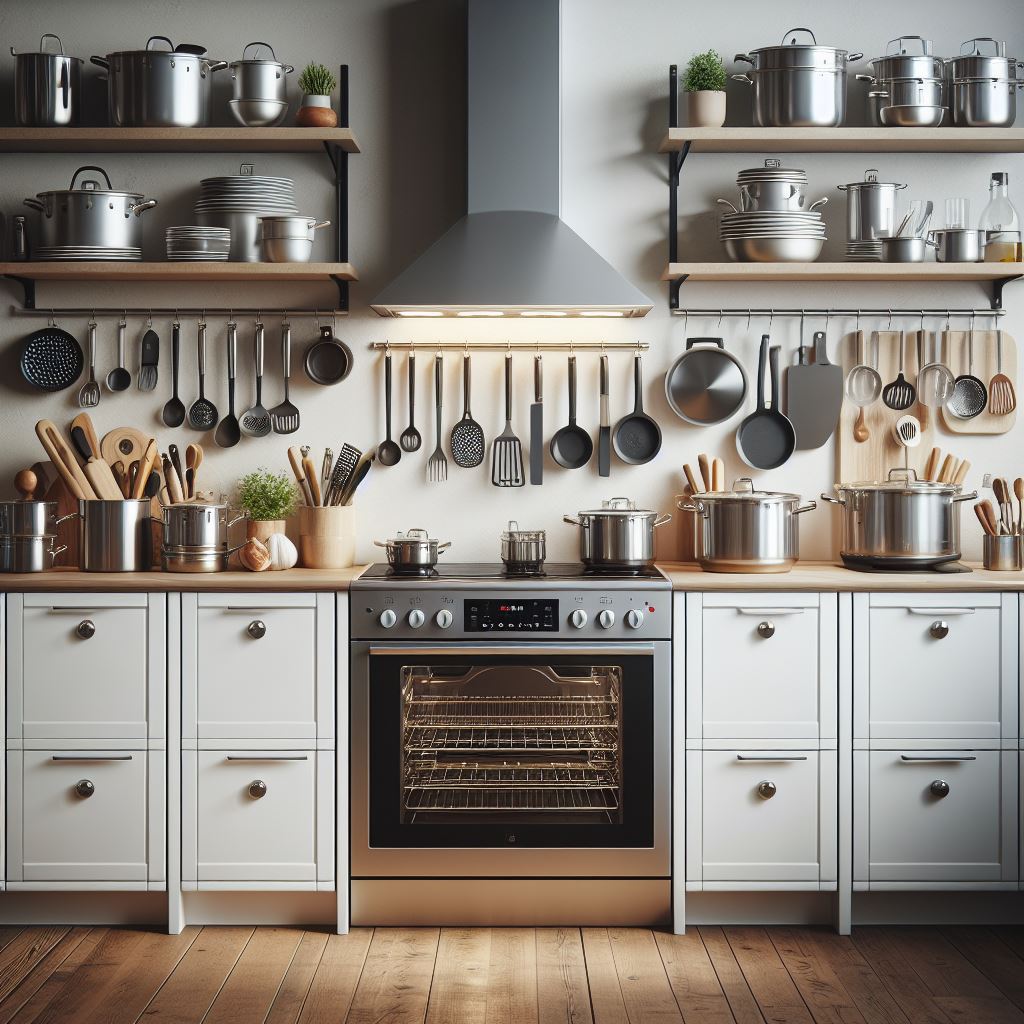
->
120;309;127;329
147;309;152;328
887;309;893;331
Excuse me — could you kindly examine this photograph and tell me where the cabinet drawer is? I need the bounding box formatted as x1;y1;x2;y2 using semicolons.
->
695;595;833;740
8;749;148;882
862;595;1011;740
10;595;159;740
858;748;1017;884
690;749;835;884
185;594;332;741
191;750;326;883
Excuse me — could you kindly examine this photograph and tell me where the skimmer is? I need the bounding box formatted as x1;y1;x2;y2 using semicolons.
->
187;321;218;431
882;331;916;411
947;328;988;420
399;353;422;452
450;353;485;468
240;321;272;437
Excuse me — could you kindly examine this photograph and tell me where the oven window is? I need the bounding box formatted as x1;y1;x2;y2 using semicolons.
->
401;664;622;825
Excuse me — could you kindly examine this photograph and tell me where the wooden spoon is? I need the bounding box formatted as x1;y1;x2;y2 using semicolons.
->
953;460;971;486
711;458;724;492
923;446;941;481
1014;478;1024;534
937;454;955;483
697;454;711;493
979;499;1001;536
853;407;869;443
975;502;996;536
683;463;700;494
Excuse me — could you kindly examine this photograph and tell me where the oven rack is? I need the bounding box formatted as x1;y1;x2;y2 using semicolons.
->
403;725;620;754
404;693;619;727
404;760;619;789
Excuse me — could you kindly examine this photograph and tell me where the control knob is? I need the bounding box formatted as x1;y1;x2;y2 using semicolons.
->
625;609;644;629
597;609;616;629
408;609;426;628
569;609;588;629
378;609;397;629
435;609;453;629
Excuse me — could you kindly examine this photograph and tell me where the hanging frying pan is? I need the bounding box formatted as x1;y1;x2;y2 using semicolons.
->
735;335;796;470
613;354;662;465
304;324;353;385
664;336;748;424
19;323;84;391
549;355;593;469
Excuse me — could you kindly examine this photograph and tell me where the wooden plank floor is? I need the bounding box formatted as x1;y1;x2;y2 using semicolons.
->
0;926;1021;1023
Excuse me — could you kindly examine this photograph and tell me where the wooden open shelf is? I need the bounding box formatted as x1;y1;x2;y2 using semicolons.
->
0;261;358;283
0;126;360;154
662;262;1024;283
659;127;1024;154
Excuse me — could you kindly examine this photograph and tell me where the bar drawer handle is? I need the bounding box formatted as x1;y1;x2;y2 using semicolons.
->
248;780;267;799
76;619;96;640
51;755;133;761
929;620;949;639
736;755;808;762
225;755;308;761
930;779;950;798
736;608;805;616
907;607;976;616
75;779;95;798
757;620;775;639
757;780;777;799
900;754;976;762
247;620;266;640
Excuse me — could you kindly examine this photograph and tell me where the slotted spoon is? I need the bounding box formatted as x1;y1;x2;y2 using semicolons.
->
240;321;272;437
450;353;485;468
187;321;218;431
399;353;422;452
269;321;301;434
989;329;1016;416
78;320;101;409
882;331;916;411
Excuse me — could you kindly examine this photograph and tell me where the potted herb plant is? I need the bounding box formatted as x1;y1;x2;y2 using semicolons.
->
237;468;298;543
296;63;339;127
683;50;727;128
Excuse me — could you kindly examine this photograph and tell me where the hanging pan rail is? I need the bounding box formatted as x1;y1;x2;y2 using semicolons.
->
11;305;346;319
369;340;649;352
673;307;1005;320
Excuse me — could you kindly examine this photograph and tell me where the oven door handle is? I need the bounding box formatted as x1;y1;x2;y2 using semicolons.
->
367;643;657;657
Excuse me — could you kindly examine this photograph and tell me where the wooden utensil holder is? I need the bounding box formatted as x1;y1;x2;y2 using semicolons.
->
299;505;355;569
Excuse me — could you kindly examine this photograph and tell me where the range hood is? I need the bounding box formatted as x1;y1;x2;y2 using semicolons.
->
371;0;652;318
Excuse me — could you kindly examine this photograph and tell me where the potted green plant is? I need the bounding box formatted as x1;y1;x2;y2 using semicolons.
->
237;468;298;543
296;63;339;128
683;50;727;128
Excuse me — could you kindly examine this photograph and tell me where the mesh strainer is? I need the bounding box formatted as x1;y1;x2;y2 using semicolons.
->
844;330;882;406
947;329;988;419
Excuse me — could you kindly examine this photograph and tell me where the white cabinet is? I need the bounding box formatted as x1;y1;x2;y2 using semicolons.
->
687;748;837;889
854;746;1017;888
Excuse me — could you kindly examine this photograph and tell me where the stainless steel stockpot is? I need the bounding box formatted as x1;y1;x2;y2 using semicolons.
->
74;499;154;572
161;503;246;551
952;77;1023;127
868;36;945;82
564;498;671;571
500;521;546;571
678;478;815;574
0;535;67;573
24;166;158;251
91;36;227;128
733;27;862;127
229;42;293;103
838;169;906;244
0;500;62;537
10;34;81;127
374;528;451;572
821;470;977;570
949;38;1022;83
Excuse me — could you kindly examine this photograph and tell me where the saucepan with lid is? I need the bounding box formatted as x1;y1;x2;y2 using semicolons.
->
375;528;451;573
564;498;671;571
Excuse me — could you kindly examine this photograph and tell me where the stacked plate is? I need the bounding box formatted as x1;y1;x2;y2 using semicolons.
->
34;245;142;262
846;239;883;261
719;210;826;262
736;162;808;190
166;226;231;262
194;175;298;261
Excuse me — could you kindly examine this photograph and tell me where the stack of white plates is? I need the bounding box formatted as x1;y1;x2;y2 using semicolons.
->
735;163;809;188
846;240;883;261
34;245;142;262
166;226;231;262
719;211;826;239
195;175;298;214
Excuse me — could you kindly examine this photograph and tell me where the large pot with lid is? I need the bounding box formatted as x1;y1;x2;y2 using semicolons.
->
733;27;863;127
374;528;450;573
678;478;816;574
10;34;81;126
821;469;977;570
91;36;227;127
23;165;158;252
563;498;671;571
837;168;907;245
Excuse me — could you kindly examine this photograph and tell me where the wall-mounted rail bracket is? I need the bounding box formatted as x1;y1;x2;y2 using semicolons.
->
3;275;36;309
990;275;1022;310
669;274;688;311
330;275;350;312
666;65;691;312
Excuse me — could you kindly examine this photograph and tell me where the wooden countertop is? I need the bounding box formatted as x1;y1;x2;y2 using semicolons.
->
0;566;369;592
656;561;1024;591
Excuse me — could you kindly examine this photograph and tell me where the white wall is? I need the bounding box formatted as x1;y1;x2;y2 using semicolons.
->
0;0;1021;564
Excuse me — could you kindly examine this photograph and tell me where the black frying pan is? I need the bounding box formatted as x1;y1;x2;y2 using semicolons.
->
19;325;84;392
735;336;795;471
613;354;662;465
549;356;593;469
304;325;353;385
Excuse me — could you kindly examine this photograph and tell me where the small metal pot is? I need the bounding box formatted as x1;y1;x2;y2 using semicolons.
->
930;228;985;262
869;36;945;82
261;237;313;263
983;534;1022;571
161;503;246;550
880;236;936;262
160;543;246;573
952;77;1022;128
0;500;61;537
258;216;330;240
821;470;977;570
678;478;815;574
500;521;546;573
24;165;158;251
563;498;671;571
0;535;67;573
10;34;81;127
949;38;1022;83
878;103;946;127
374;528;451;573
838;169;907;244
74;499;154;572
229;42;294;104
739;179;807;212
91;36;227;128
860;75;944;112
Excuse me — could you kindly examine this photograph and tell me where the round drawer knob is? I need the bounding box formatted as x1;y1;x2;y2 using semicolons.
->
75;779;95;799
248;780;267;799
757;780;777;800
76;619;96;640
930;779;950;798
757;620;775;639
930;620;949;640
246;620;267;640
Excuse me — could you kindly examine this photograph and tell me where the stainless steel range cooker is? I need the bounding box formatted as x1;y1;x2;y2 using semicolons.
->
350;562;672;926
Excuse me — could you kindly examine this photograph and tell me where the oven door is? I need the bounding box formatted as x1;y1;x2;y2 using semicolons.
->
351;642;670;878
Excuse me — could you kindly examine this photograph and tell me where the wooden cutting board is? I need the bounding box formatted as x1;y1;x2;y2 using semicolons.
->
939;329;1017;435
836;330;939;485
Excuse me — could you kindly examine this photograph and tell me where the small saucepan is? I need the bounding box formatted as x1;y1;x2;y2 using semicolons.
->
375;528;451;573
304;324;353;385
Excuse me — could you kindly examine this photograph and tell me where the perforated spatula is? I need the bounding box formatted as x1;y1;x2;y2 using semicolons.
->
787;329;843;450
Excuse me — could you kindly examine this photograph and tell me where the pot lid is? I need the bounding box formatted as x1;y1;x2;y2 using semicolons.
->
37;165;142;199
837;469;959;494
576;497;659;517
502;520;546;539
839;168;904;190
737;159;808;182
692;477;802;503
382;528;442;545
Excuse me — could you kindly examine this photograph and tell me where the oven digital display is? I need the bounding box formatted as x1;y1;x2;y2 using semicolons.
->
464;598;558;631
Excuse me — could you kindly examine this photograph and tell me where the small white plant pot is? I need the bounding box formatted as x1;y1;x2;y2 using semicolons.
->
688;90;726;128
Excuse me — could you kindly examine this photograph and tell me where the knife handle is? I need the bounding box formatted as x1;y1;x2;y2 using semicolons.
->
600;355;609;426
534;354;542;402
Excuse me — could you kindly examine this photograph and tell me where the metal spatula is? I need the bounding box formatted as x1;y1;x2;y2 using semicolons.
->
491;353;524;487
882;331;916;410
270;321;301;434
450;353;485;468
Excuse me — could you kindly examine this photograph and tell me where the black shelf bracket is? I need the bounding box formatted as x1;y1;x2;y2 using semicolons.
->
990;275;1022;311
330;64;351;313
666;65;691;311
3;275;36;309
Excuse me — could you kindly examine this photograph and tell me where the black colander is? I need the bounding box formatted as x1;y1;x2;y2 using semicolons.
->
19;325;84;392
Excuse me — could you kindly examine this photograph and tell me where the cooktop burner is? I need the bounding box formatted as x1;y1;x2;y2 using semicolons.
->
361;562;667;582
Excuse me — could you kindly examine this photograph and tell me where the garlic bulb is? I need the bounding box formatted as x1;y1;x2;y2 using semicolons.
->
266;532;298;571
239;537;271;572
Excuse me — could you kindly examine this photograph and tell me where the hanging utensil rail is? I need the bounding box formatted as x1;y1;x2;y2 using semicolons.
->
369;341;649;351
674;307;1004;320
10;306;345;319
